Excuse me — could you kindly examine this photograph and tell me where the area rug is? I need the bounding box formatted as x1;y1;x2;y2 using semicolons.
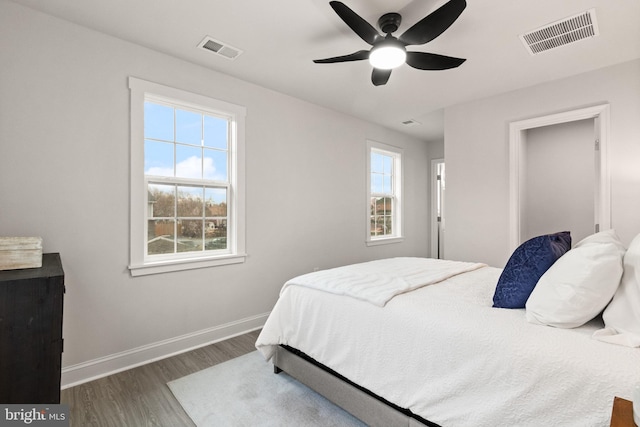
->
167;351;366;427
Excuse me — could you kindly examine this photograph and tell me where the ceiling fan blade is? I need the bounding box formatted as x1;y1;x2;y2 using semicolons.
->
399;0;466;46
405;51;466;70
371;68;392;86
329;1;380;45
313;50;370;63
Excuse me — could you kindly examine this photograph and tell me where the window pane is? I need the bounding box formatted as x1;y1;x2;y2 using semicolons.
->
204;149;228;181
383;155;393;174
370;196;378;236
176;109;202;145
176;145;202;179
148;184;175;217
177;220;203;252
177;186;204;217
373;216;383;235
145;140;174;176
204;115;228;149
205;188;227;217
144;102;174;141
374;216;383;236
383;215;392;235
371;152;384;173
383;175;392;193
372;173;383;193
205;220;227;250
148;220;175;254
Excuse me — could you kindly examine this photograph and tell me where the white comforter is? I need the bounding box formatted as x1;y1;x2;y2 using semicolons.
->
281;257;486;306
256;260;640;427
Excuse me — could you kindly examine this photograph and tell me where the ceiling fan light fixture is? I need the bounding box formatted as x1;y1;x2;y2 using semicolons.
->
315;0;467;85
369;43;406;69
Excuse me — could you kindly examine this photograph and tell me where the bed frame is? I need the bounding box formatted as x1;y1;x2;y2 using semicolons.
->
273;345;440;427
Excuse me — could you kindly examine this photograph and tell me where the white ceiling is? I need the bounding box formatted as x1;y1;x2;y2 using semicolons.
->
9;0;640;141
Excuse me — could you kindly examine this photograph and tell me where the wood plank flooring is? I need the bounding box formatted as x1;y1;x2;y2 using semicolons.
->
60;329;261;427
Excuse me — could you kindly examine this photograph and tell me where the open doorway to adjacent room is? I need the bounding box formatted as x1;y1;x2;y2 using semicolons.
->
509;104;610;251
431;159;445;259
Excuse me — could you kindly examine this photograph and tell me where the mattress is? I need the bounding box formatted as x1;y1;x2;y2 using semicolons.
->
256;261;640;426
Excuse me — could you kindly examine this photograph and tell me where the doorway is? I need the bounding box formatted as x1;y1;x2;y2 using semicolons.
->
523;119;595;242
431;159;445;259
509;104;610;250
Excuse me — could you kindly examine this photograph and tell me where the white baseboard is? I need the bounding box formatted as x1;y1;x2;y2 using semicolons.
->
61;312;269;389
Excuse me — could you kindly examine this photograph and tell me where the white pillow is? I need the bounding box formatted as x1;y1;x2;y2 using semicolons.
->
525;229;625;328
592;232;640;347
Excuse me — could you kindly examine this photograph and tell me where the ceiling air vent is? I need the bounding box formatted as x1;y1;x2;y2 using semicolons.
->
402;119;421;127
520;9;599;55
198;36;243;60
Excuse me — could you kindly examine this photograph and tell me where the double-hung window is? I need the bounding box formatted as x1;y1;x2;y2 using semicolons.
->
366;140;403;245
128;77;246;275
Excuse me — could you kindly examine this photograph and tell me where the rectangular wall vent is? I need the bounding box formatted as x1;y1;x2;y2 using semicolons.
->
198;36;243;60
520;9;599;55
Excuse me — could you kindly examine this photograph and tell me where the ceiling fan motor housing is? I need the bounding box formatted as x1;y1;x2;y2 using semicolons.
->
378;13;402;34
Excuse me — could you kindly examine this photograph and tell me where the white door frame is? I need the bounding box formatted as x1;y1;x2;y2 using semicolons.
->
509;104;610;251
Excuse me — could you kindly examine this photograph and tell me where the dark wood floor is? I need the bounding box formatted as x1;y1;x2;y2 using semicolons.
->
60;329;261;427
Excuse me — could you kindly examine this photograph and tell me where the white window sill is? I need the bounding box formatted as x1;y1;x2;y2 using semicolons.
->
129;253;247;277
366;237;404;247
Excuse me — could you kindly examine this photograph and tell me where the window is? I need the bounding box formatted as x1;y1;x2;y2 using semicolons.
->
366;141;403;245
129;77;246;276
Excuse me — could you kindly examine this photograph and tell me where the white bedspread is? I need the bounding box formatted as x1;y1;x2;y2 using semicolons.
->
281;257;486;306
256;261;640;427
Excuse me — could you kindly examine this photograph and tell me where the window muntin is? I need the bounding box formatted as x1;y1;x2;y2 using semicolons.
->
128;77;246;276
367;141;403;245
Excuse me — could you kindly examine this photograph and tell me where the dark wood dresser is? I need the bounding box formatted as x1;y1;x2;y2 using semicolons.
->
0;253;65;403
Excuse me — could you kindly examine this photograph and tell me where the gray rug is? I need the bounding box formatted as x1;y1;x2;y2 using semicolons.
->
167;351;366;427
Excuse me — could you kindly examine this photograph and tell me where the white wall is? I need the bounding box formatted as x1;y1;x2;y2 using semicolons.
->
444;59;640;267
0;1;430;384
427;139;445;162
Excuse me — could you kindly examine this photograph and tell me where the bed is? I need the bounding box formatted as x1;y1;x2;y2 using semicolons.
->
255;232;640;426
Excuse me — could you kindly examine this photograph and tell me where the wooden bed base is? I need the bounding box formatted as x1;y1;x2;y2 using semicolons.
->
273;345;439;427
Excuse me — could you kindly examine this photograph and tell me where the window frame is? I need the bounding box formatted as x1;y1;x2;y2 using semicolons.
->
128;77;246;276
366;140;404;246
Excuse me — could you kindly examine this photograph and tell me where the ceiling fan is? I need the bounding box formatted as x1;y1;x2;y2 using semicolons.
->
314;0;467;86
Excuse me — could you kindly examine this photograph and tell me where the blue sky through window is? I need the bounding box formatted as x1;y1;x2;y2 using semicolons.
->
371;151;393;194
144;101;228;181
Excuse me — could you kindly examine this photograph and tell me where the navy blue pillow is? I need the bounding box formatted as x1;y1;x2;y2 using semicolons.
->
493;231;571;308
